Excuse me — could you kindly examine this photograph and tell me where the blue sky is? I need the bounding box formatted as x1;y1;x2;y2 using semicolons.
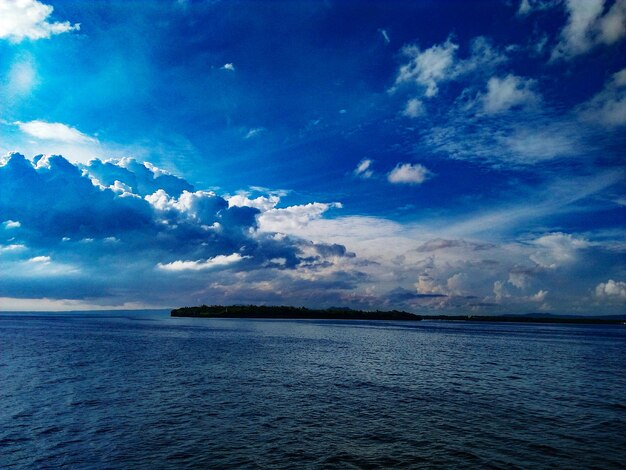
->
0;0;625;313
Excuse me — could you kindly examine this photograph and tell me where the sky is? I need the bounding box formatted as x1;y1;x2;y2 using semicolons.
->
0;0;625;314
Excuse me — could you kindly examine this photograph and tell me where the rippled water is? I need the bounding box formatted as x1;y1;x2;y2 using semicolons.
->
1;311;625;468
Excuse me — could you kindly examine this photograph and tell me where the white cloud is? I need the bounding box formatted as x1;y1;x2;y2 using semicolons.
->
416;273;447;295
504;125;578;162
527;289;548;302
392;36;507;118
456;36;508;75
530;232;589;268
157;253;247;271
28;255;50;263
595;279;626;298
16;120;97;144
403;98;424;118
146;189;227;226
518;0;532;15
227;194;279;211
378;28;390;44
109;180;133;196
517;0;559;15
259;202;342;233
244;127;264;139
552;0;626;59
493;280;508;302
0;243;26;252
482;74;540;114
3;220;20;229
0;0;79;43
578;68;626;127
221;63;235;71
599;0;626;44
508;269;534;289
2;152;623;314
446;272;469;295
394;38;459;98
387;163;431;185
353;158;373;178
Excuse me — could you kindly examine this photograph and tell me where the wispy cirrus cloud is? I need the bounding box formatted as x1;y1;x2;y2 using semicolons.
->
15;120;97;144
3;55;38;99
578;68;626;127
353;158;374;178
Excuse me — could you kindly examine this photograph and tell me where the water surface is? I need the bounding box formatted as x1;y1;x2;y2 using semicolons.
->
1;311;625;468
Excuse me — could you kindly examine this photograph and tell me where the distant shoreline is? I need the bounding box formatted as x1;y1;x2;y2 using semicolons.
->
420;315;624;325
170;306;624;324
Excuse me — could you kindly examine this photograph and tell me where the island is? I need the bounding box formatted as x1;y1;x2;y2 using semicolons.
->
171;305;421;321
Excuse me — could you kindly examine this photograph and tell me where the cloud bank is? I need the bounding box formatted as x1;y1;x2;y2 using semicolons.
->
1;152;623;314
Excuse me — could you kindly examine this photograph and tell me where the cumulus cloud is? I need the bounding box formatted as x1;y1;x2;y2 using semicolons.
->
2;152;623;314
228;194;279;211
157;253;248;271
387;163;431;185
530;232;589;268
595;279;626;298
393;36;507;101
353;159;374;178
393;38;459;98
1;153;155;239
527;289;548;302
16;120;97;144
416;273;448;295
508;267;536;289
259;202;342;232
3;220;21;229
482;75;540;114
552;0;626;60
146;189;228;225
221;63;235;71
0;0;79;43
86;158;193;197
403;98;424;118
0;153;360;308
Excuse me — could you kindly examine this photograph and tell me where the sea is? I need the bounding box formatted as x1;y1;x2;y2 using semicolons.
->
1;311;625;469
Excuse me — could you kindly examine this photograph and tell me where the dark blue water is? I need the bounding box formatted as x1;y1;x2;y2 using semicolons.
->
1;312;625;469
